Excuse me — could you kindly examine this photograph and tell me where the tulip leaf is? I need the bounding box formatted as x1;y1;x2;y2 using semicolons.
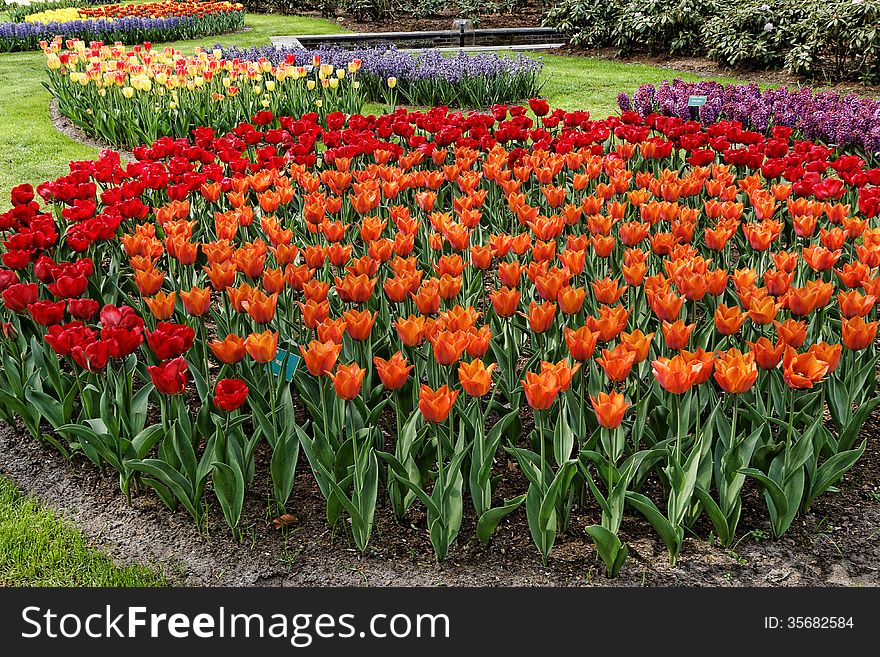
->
625;491;683;563
131;424;165;460
585;524;628;578
270;429;301;513
127;458;201;521
694;485;730;546
476;494;526;545
837;396;880;453
212;460;245;532
737;466;790;532
25;388;66;430
805;440;866;510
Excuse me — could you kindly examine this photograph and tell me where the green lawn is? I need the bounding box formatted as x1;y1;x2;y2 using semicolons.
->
0;12;748;586
0;477;166;586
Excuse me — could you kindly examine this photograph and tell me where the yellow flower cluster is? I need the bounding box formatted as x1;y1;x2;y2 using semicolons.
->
26;7;86;22
44;39;363;99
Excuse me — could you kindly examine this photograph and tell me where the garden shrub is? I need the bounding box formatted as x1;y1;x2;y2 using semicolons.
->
546;0;880;83
545;0;716;55
702;0;815;71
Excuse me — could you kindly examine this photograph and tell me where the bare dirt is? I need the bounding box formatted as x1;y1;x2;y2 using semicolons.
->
1;407;878;587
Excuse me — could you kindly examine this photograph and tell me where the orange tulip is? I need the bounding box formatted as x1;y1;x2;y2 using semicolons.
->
590;390;629;429
134;268;164;296
557;286;587;315
316;317;347;344
419;384;459;423
465;325;492;358
591;277;627;304
395;314;426;347
807;341;842;372
662;319;695;351
343;309;377;341
565;325;598;362
782;347;829;389
652;355;701;394
374;352;413;391
747;295;780;325
210;334;247;364
587;304;629;342
458;359;497;397
429;329;470;366
747;337;785;369
841;316;879;351
620;329;654;362
680;348;716;384
412;280;441;315
775;318;807;348
596;344;636;382
522;301;557;334
203;260;237;291
243;290;278;324
299;299;331;329
521;370;561;410
334;274;376;303
490;286;520;317
713;349;758;394
712;304;746;336
299;339;343;376
648;289;683;323
145;291;176;320
180;286;211;316
541;359;581;391
838;289;876;318
331;363;366;400
245;330;278;364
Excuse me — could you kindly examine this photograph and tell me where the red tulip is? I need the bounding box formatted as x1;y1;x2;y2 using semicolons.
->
214;378;249;412
148;357;189;395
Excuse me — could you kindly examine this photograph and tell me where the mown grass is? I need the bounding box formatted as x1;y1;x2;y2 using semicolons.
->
0;477;167;586
0;12;748;585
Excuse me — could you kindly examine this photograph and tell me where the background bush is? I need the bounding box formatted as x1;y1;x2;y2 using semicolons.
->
545;0;880;83
545;0;714;55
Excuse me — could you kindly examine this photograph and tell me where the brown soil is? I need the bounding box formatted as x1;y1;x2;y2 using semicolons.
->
1;405;878;587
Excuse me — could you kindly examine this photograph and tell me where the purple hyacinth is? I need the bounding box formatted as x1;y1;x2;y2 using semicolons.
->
620;78;880;155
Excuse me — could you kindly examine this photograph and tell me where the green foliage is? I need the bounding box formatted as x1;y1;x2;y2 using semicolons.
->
545;0;714;55
546;0;880;82
344;0;393;21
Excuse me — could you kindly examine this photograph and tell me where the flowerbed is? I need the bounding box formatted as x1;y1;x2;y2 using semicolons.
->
0;1;244;52
222;44;544;109
2;0;113;24
619;80;880;159
43;39;363;147
1;102;879;576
